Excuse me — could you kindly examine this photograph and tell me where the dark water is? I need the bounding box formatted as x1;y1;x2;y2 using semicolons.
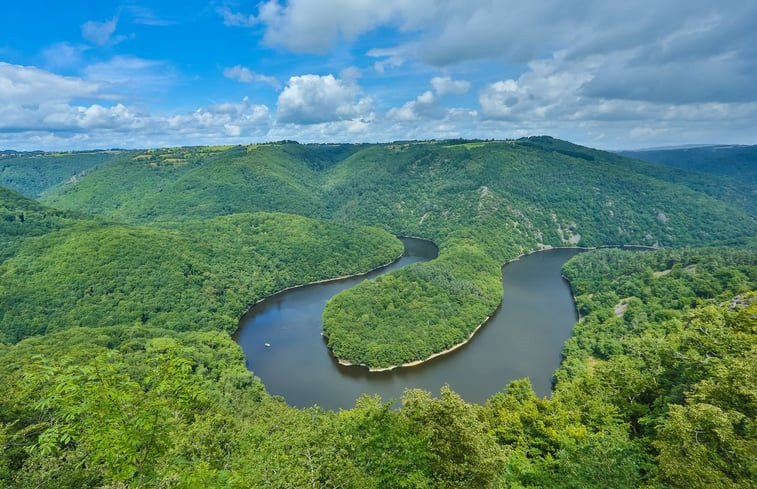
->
234;239;582;410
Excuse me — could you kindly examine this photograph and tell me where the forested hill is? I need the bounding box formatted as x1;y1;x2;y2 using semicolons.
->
0;149;127;198
42;138;754;248
1;138;755;487
38;137;757;367
0;186;84;263
0;211;402;344
617;145;757;216
619;144;757;181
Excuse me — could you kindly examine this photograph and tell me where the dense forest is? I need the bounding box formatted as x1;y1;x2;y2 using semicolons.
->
618;145;757;215
1;245;753;487
0;211;402;343
619;144;757;180
0;138;755;487
27;137;757;367
0;150;125;198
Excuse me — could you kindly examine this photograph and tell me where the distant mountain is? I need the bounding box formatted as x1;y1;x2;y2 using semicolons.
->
0;149;130;198
618;144;757;181
42;137;755;251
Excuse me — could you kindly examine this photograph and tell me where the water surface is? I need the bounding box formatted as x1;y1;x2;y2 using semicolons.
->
234;239;582;409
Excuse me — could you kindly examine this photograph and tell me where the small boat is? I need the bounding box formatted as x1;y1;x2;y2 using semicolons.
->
264;342;271;347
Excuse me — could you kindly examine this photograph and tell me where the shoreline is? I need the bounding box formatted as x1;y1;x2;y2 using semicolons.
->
335;242;656;372
504;243;657;266
234;249;405;328
336;315;491;372
240;235;439;314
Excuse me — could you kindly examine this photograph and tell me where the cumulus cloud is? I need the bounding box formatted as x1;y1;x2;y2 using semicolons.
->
247;0;757;107
276;74;372;124
0;62;99;106
387;76;472;122
387;90;437;121
0;62;271;148
475;50;757;149
478;55;593;121
226;0;434;53
431;76;470;96
223;65;279;89
168;97;270;137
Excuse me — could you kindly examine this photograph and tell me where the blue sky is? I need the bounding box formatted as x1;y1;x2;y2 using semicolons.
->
1;1;756;150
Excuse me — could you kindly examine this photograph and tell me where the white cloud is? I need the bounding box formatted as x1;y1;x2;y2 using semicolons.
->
372;54;405;74
83;56;175;96
0;62;99;105
0;62;271;148
477;51;757;128
230;0;434;53
387;90;437;121
81;16;127;46
217;7;258;27
276;74;372;124
42;42;87;69
223;65;279;89
167;97;270;136
431;76;470;96
247;0;757;104
478;55;593;121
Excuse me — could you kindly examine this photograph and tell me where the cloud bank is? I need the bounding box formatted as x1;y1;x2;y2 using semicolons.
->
1;1;755;149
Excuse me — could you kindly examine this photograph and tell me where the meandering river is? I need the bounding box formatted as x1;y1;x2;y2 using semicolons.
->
233;238;583;410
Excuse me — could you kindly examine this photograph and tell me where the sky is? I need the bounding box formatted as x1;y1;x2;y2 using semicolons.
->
1;0;756;151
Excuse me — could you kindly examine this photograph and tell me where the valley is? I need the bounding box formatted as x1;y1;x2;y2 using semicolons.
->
0;138;754;488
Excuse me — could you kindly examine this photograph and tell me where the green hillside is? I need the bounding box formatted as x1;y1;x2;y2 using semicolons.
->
40;138;757;367
0;138;754;487
41;144;362;222
0;150;127;198
617;145;757;215
619;144;757;180
0;186;84;263
0;211;402;343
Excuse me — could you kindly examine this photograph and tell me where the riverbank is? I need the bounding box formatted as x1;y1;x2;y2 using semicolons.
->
235;243;585;408
336;314;491;371
235;249;405;326
505;243;656;266
337;243;656;372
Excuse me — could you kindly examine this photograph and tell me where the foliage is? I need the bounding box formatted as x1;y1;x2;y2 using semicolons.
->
324;244;501;367
619;144;757;180
555;247;756;487
38;138;757;366
0;150;125;198
0;139;755;487
0;212;402;343
616;145;757;215
0;186;83;263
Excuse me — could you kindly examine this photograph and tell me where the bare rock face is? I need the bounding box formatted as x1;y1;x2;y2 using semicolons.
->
656;212;669;225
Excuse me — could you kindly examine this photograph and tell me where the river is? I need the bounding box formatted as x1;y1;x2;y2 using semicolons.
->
233;238;583;410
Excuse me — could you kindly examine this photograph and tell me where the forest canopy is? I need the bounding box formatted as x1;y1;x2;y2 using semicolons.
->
0;139;754;487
